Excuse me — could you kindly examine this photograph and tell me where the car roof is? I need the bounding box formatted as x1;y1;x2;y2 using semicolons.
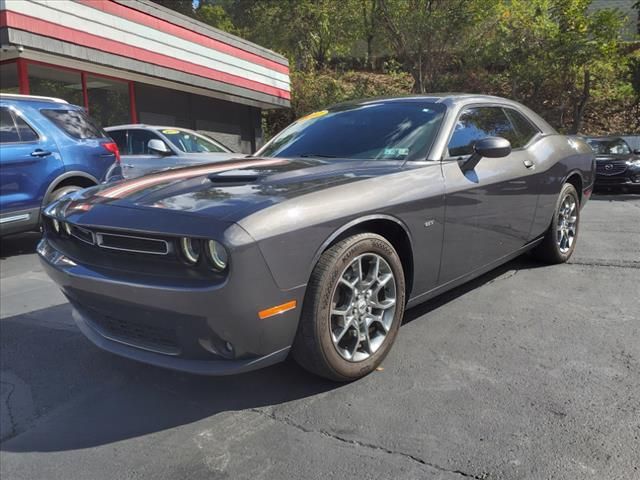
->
105;124;195;132
584;136;625;141
0;93;88;112
329;93;521;108
327;94;556;135
0;93;79;109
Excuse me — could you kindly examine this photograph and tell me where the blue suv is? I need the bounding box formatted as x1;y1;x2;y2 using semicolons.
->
0;94;119;236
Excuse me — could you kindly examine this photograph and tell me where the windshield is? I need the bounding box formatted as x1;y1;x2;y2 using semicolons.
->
256;102;447;161
160;129;230;153
586;138;631;155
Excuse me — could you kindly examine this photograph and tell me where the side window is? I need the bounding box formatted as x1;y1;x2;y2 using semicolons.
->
0;107;38;143
129;130;165;155
448;107;517;157
503;108;539;148
0;107;20;143
13;114;39;142
108;130;128;154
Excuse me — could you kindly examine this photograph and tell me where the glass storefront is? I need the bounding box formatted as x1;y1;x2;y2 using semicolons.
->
86;75;130;127
0;59;258;152
0;61;134;128
0;62;19;93
28;63;84;106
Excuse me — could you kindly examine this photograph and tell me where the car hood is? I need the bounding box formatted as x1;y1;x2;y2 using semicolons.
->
66;157;403;224
595;154;635;162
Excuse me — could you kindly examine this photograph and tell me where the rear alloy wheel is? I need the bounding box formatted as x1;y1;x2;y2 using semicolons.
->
532;183;580;264
293;233;405;381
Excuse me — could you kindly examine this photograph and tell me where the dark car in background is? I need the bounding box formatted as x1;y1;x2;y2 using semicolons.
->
585;136;640;190
39;95;594;381
105;125;241;181
0;94;119;236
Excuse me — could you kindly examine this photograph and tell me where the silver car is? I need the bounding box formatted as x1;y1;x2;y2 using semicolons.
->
105;124;241;180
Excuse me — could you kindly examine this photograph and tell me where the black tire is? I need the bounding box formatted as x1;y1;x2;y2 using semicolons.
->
532;183;580;264
292;233;406;381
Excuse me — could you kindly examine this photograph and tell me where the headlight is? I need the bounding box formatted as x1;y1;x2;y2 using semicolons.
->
205;240;228;271
62;222;72;236
626;159;640;167
179;237;200;264
52;218;60;233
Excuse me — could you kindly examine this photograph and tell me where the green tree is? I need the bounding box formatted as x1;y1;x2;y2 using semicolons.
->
377;0;500;93
486;0;628;133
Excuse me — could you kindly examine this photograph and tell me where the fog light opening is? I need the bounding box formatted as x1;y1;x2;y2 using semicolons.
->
224;341;233;353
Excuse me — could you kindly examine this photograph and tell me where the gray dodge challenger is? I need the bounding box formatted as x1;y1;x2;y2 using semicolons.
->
38;95;595;381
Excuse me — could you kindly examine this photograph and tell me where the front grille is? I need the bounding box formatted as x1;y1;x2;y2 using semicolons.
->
95;232;169;255
596;161;627;176
88;309;180;355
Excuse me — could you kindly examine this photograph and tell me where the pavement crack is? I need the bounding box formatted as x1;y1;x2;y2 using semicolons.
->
568;260;640;269
248;408;488;479
0;381;17;442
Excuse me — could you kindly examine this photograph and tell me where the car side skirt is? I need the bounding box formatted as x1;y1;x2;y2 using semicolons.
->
0;207;41;236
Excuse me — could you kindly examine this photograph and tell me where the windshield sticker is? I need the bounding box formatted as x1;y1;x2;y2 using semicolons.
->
383;148;410;157
162;129;180;134
298;110;328;123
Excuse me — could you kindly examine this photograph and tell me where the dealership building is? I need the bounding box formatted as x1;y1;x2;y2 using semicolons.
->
0;0;290;153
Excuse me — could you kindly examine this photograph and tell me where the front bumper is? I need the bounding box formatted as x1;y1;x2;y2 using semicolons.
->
38;236;305;375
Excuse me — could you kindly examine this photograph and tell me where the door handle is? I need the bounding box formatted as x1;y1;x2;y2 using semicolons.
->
523;159;535;169
31;149;52;157
122;164;135;168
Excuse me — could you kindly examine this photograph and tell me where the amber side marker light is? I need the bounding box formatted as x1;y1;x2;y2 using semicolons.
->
258;300;297;320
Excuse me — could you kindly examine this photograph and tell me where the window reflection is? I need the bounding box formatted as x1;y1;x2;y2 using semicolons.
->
28;64;83;106
86;76;130;127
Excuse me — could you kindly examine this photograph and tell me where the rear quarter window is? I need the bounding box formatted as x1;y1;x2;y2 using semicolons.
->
41;108;106;139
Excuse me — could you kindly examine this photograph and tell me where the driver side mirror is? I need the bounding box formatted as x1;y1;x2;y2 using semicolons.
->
147;139;171;156
633;149;640;155
463;136;512;171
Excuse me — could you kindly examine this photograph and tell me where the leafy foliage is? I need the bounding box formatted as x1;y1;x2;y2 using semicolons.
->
176;0;639;135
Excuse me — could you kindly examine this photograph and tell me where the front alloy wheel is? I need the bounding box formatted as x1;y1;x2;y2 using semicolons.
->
292;233;406;381
330;253;397;362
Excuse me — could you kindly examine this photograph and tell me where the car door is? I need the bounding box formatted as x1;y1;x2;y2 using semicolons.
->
0;105;63;220
438;105;541;284
121;129;176;178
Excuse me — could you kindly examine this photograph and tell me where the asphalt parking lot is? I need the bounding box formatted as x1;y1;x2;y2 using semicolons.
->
1;192;639;480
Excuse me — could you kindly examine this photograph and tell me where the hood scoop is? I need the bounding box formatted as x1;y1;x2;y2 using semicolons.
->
207;173;262;185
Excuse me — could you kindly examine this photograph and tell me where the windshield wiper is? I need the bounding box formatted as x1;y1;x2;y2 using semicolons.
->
298;153;337;158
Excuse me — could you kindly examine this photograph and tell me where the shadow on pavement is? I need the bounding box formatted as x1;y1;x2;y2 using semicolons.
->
0;253;548;454
403;254;546;324
591;190;640;202
0;304;337;452
0;232;42;260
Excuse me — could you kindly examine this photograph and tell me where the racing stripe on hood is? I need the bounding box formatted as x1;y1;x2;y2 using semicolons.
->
97;159;288;199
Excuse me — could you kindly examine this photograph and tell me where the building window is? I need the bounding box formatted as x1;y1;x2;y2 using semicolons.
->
0;62;19;93
28;63;84;106
86;75;130;127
